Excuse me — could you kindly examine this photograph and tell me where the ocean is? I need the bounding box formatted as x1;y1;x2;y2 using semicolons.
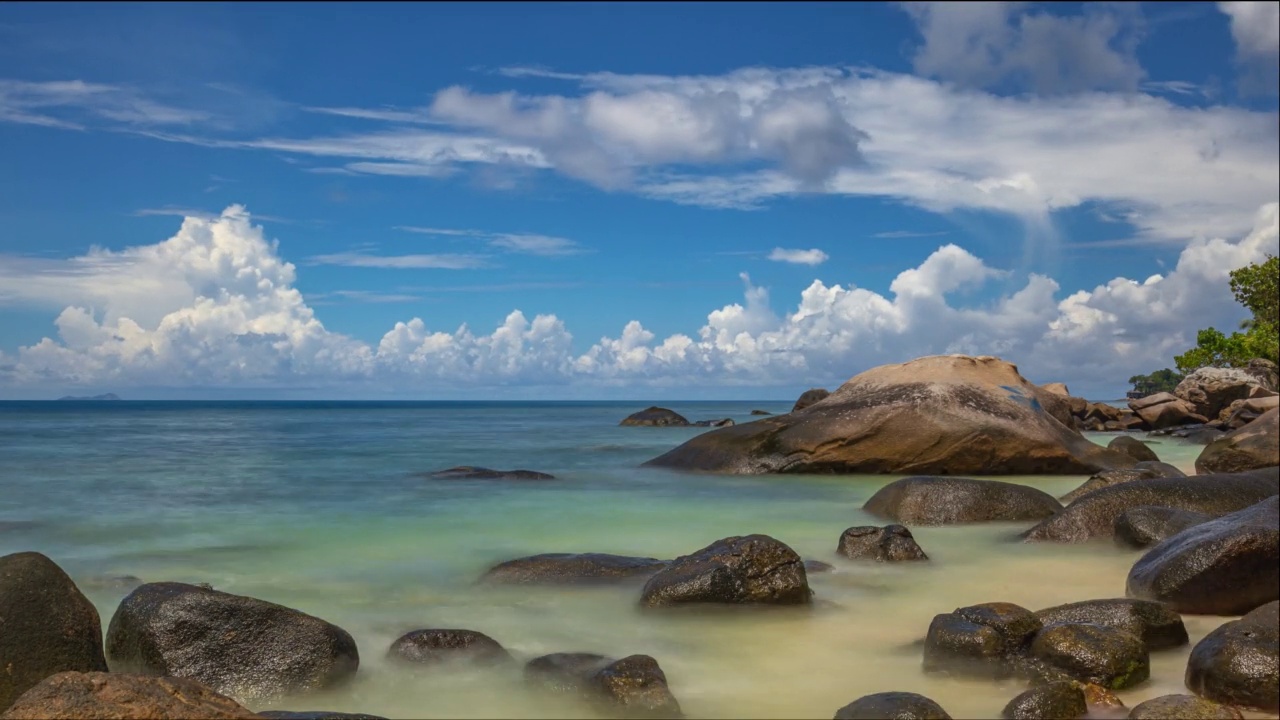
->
0;401;1224;719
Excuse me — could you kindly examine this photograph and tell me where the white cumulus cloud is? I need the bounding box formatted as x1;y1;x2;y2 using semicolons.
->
1218;1;1280;94
767;248;829;266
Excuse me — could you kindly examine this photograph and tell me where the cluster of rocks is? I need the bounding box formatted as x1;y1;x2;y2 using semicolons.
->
619;407;734;428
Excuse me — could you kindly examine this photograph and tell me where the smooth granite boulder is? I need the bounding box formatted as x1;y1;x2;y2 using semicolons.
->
523;653;682;719
1027;623;1150;690
639;535;811;608
1127;694;1243;719
423;466;555;480
791;388;830;413
481;554;668;585
0;672;258;720
1176;367;1274;420
864;477;1062;526
1001;681;1087;720
1128;393;1207;430
833;692;952;720
923;602;1042;678
1195;408;1279;474
1114;507;1213;549
1184;601;1278;712
1107;436;1159;463
387;629;511;667
1058;462;1187;506
621;408;690;427
836;525;928;562
1033;599;1188;651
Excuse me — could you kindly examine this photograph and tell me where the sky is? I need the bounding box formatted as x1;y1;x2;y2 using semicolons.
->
0;1;1277;400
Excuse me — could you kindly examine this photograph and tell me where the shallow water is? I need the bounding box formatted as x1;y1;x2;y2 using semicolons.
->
0;401;1241;719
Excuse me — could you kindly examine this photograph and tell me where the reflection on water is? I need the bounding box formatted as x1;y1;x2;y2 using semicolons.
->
0;402;1228;719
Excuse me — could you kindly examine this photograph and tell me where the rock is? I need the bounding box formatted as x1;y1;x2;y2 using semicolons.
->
1169;426;1227;445
837;525;928;562
1175;367;1275;420
692;418;734;427
792;388;830;413
1059;463;1187;506
423;466;555;480
1067;396;1090;418
1114;507;1214;549
1220;395;1280;429
1185;601;1278;712
387;629;511;667
258;714;387;720
1195;408;1279;474
1022;467;1279;543
643;355;1135;475
1001;681;1087;720
105;582;359;704
1108;436;1159;463
0;672;258;720
1243;358;1279;391
864;477;1063;526
1033;599;1188;651
750;409;772;416
1128;393;1208;431
0;552;109;712
525;653;614;694
639;535;811;608
1126;497;1278;615
524;653;682;718
923;602;1042;678
1085;402;1125;424
481;553;669;585
1041;383;1071;397
1028;623;1150;690
804;560;835;574
1118;414;1147;431
1127;695;1243;719
833;692;952;720
620;407;690;427
1076;682;1128;713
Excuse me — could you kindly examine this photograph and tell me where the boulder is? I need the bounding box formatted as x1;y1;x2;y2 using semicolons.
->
105;582;359;704
1195;408;1279;474
1220;395;1280;429
833;692;952;720
643;355;1135;475
1175;367;1274;420
1027;623;1150;690
1001;681;1087;720
423;466;555;480
387;629;511;667
750;409;772;416
525;653;613;694
1127;695;1243;719
1022;467;1279;543
836;525;928;562
1059;463;1187;506
1243;358;1279;392
481;554;668;585
1041;382;1071;397
1085;402;1125;424
1033;599;1188;651
1162;425;1225;445
804;560;835;574
0;552;108;712
0;672;259;720
1184;601;1278;712
639;535;811;608
864;477;1062;526
1128;393;1207;431
523;653;682;718
1114;507;1214;549
1126;497;1278;615
692;418;734;427
923;602;1042;678
620;407;690;427
1117;414;1147;431
792;388;830;413
1107;436;1159;463
1067;396;1089;418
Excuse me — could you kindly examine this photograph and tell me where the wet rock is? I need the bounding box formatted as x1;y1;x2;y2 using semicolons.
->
1028;623;1149;690
804;560;835;574
1076;682;1127;713
644;355;1135;475
1126;497;1278;615
1170;426;1226;445
525;653;614;694
1195;408;1279;474
481;553;668;585
1127;695;1243;719
692;418;734;427
105;582;359;704
1185;601;1278;712
750;409;772;416
1176;367;1274;420
387;629;511;667
1022;467;1279;543
620;407;690;427
1033;599;1188;651
639;535;811;608
1001;681;1087;720
1058;464;1185;506
792;388;830;413
1114;507;1213;549
833;692;952;720
923;602;1041;678
1128;393;1207;431
837;525;928;562
1107;436;1159;463
864;476;1062;526
0;552;109;712
524;653;682;718
423;466;556;480
0;671;258;720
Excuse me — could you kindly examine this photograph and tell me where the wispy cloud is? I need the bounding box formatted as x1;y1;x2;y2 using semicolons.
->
0;79;208;130
393;226;585;256
398;281;585;293
767;247;829;265
872;230;951;239
302;106;435;123
309;290;423;304
306;252;489;269
132;207;296;225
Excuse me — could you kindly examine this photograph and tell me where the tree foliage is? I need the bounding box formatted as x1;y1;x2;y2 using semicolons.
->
1128;368;1183;395
1173;254;1279;374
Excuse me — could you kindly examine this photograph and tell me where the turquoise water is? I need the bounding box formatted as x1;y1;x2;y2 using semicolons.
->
0;402;1226;719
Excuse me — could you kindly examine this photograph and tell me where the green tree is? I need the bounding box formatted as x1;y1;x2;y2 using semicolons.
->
1174;255;1279;373
1128;368;1183;394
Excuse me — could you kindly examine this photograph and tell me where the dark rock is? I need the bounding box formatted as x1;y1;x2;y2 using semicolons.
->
1195;408;1279;474
750;409;772;416
1022;467;1279;543
1185;601;1278;712
1172;427;1226;445
387;629;511;667
1114;507;1213;549
692;418;734;427
639;535;811;608
481;554;668;585
525;653;614;694
1176;367;1274;420
1108;436;1159;463
105;582;359;704
923;602;1041;678
1028;623;1149;690
1033;599;1188;651
833;692;952;720
837;525;928;562
259;713;388;720
792;388;830;413
1128;393;1208;430
1059;463;1187;506
423;466;556;480
0;671;258;720
804;560;835;574
587;654;682;719
1127;694;1243;719
1126;497;1278;615
864;477;1062;526
1220;395;1279;429
620;407;690;427
1001;681;1087;720
0;552;108;712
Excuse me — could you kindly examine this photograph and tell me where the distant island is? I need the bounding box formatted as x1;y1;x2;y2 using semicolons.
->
56;393;121;401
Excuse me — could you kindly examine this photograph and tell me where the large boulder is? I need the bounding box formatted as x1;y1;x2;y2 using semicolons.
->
1114;507;1213;549
620;407;689;427
643;355;1135;475
1107;436;1159;463
1033;599;1188;651
836;525;928;562
1127;695;1243;719
0;552;109;712
481;554;668;585
864;477;1062;526
1027;623;1150;690
387;629;511;667
1022;467;1279;543
1126;497;1278;615
1128;393;1207;430
525;653;613;694
1220;395;1280;428
923;602;1042;678
0;672;259;720
833;692;952;720
1184;601;1278;712
1195;408;1279;474
1175;367;1275;420
1243;358;1279;391
1041;382;1071;397
1059;463;1187;506
639;535;811;608
1001;681;1087;720
424;466;555;480
791;388;830;413
105;582;359;704
523;653;682;718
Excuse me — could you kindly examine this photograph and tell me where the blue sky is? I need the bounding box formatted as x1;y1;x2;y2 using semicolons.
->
0;2;1277;400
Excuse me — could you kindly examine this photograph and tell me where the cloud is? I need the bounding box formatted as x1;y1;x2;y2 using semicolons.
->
767;248;829;266
0;79;209;130
309;290;422;304
306;252;489;269
872;230;950;239
1218;1;1280;95
392;226;584;256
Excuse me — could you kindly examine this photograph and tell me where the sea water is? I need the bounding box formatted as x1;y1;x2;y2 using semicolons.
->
0;401;1236;719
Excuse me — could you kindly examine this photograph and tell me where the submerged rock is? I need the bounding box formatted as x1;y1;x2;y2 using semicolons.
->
423;466;555;480
833;692;952;720
1027;623;1150;690
791;388;830;413
258;713;388;720
750;409;772;416
1195;408;1279;474
864;476;1062;526
620;408;690;427
692;418;734;427
1001;681;1087;720
804;560;835;574
1033;599;1188;651
639;535;811;608
1184;601;1279;712
524;653;682;718
1114;507;1213;549
1127;695;1243;719
837;525;928;562
0;672;258;720
481;553;668;585
1058;463;1186;506
387;629;511;667
1107;436;1159;463
923;602;1041;678
525;653;613;694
